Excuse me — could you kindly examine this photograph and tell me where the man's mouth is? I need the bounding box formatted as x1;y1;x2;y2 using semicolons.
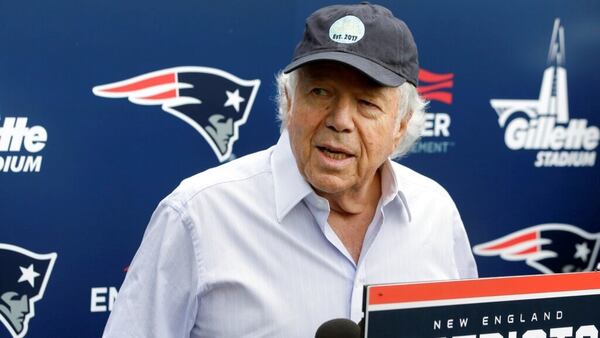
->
317;146;353;160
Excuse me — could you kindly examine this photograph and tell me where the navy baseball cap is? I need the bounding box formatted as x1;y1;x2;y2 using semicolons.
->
283;2;419;87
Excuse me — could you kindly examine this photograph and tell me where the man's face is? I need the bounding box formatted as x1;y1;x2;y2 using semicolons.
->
286;62;407;196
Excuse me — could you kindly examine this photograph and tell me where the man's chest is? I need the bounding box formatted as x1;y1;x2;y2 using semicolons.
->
191;207;459;337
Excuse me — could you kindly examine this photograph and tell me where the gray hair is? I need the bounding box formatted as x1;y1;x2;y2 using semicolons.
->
275;70;427;159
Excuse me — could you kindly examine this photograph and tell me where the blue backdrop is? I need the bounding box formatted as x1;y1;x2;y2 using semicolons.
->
1;1;599;337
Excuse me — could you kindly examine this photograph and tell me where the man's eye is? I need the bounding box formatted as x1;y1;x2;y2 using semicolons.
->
359;99;378;108
311;88;328;96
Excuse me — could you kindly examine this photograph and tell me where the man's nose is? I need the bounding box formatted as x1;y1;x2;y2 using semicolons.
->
325;96;355;133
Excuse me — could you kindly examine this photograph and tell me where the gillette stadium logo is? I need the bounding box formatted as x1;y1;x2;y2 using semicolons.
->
93;66;260;162
0;117;47;173
411;69;454;154
474;224;599;274
490;19;599;167
0;244;57;338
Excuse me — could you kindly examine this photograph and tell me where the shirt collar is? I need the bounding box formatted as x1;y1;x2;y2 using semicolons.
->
271;130;314;222
271;130;412;222
381;159;412;222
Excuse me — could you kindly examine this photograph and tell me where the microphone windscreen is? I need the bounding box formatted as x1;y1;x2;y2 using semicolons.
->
315;318;361;338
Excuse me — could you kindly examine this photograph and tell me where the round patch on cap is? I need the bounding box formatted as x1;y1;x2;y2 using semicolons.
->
328;15;365;44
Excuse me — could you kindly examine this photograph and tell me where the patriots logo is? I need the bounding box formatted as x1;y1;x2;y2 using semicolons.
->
92;66;261;162
473;224;600;274
0;244;57;338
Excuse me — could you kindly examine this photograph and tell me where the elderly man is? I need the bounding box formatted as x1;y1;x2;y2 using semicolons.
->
103;3;477;338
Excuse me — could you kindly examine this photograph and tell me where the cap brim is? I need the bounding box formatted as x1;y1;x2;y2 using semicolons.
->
283;51;407;87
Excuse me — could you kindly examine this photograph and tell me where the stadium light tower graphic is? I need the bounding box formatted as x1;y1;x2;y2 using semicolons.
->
487;18;598;168
491;18;568;128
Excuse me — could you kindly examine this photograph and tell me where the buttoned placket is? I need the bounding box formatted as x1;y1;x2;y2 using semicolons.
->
350;200;387;322
304;192;389;322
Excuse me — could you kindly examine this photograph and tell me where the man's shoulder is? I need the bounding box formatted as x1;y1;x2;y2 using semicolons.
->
390;160;453;200
166;147;274;206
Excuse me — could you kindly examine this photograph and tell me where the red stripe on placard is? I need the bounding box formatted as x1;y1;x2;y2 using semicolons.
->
368;272;600;305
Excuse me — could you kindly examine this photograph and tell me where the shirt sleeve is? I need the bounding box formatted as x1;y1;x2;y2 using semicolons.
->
452;208;479;279
103;201;201;338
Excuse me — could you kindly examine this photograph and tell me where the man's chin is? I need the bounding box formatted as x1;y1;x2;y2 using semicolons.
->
307;174;355;196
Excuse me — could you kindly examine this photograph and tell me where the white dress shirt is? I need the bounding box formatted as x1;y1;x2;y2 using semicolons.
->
103;130;478;338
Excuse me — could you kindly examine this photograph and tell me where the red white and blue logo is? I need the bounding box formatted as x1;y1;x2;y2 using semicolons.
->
473;224;600;274
0;244;57;338
93;66;261;162
417;69;453;105
410;68;455;154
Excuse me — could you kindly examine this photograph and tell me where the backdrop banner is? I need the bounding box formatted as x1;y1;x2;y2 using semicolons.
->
1;1;599;337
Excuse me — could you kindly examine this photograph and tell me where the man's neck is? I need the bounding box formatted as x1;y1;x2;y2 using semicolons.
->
320;169;382;216
318;169;383;263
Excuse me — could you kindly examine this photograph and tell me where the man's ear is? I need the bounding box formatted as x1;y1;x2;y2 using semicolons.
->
285;86;291;115
394;111;412;147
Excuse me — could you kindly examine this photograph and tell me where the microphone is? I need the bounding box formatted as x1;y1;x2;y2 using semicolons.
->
315;318;361;338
